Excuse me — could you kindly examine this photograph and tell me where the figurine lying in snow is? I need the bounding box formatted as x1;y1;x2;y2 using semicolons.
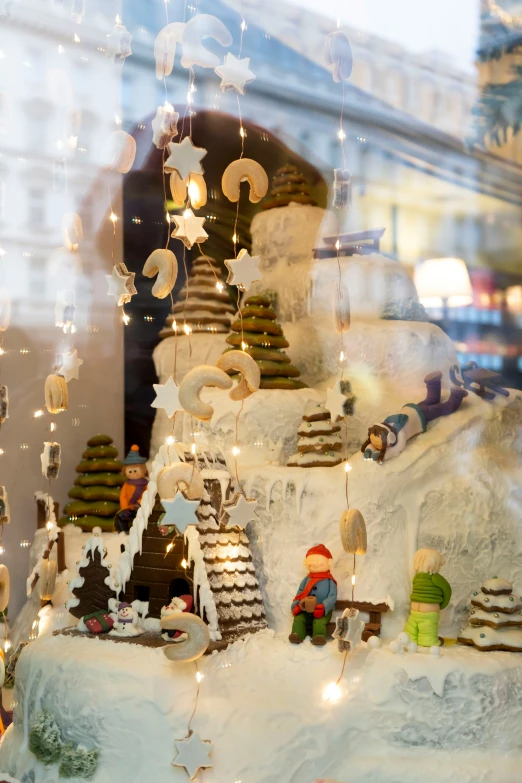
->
160;595;194;642
361;371;467;463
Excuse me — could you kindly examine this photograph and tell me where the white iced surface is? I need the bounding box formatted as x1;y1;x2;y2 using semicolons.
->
2;632;522;783
240;392;522;640
459;624;522;650
250;203;338;322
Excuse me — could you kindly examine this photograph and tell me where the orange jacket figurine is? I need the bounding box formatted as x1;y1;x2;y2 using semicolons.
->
114;446;148;533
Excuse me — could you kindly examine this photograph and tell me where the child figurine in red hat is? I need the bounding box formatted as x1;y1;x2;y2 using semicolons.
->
289;544;337;646
114;445;149;533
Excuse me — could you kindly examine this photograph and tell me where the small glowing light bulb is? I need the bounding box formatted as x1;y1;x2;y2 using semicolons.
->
335;239;341;251
241;341;247;351
4;640;11;652
232;445;240;457
109;212;118;223
183;324;192;335
339;351;345;362
115;13;122;24
166;435;175;446
50;422;57;433
0;546;5;555
338;129;346;141
323;682;342;702
187;91;192;105
336;17;341;28
183;209;192;219
166;543;174;553
187;179;201;205
196;671;204;683
351;575;356;586
123;313;131;325
181;558;188;569
232;233;238;244
166;212;171;223
114;113;122;126
0;347;5;356
239;127;246;138
46;521;53;532
240;19;247;31
73;33;81;43
171;320;178;332
33;409;44;418
57;45;64;54
191;443;196;455
344;462;352;473
216;281;224;292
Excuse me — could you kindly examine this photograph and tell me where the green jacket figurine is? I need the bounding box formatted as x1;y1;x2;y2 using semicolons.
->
404;548;451;648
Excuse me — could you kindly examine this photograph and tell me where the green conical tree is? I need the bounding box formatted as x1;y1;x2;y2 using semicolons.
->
59;435;124;532
224;294;306;390
261;164;316;210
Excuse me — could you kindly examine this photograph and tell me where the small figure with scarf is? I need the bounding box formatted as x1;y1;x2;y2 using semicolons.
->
289;544;337;646
114;445;149;533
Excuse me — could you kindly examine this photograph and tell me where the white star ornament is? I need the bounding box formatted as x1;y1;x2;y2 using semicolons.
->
152;103;179;149
164;137;207;181
214;53;256;95
151;376;182;419
172;209;208;250
105;263;137;306
57;349;83;383
224;249;261;292
161;494;200;535
222;492;258;531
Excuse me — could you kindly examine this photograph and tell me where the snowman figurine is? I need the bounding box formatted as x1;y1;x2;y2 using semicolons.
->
109;601;143;637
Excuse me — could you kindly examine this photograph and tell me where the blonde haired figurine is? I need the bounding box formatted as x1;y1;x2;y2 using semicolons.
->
404;548;451;648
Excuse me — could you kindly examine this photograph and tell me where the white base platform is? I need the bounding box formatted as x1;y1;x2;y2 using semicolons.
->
1;632;521;783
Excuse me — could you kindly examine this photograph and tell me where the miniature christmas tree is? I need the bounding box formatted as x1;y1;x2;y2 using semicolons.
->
59;435;123;532
67;537;117;620
261;164;317;210
458;577;522;652
159;255;235;339
224;294;306;390
287;402;343;467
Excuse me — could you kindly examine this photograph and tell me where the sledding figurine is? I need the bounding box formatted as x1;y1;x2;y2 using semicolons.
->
404;548;451;649
160;595;194;643
114;445;149;533
289;544;337;646
361;371;467;463
109;601;143;637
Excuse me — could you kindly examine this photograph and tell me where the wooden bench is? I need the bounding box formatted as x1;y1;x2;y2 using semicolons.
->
327;600;391;641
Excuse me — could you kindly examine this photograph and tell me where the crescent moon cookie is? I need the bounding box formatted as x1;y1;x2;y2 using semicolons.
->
143;248;178;299
340;508;367;555
157;462;205;500
0;564;9;612
39;558;58;602
44;374;68;415
216;350;260;401
222;159;269;204
161;611;210;661
103;130;136;174
178;365;232;421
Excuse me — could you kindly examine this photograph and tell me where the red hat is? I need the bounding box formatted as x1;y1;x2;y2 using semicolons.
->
306;544;332;559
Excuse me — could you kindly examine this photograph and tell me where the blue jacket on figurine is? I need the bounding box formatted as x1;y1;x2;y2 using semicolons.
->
291;575;338;615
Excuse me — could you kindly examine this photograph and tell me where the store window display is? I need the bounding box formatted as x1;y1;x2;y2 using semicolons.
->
1;2;522;783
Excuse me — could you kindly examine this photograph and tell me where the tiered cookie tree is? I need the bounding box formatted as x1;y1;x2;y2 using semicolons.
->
287;403;343;467
223;294;306;390
261;163;317;210
159;255;235;339
458;577;522;652
59;435;123;533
